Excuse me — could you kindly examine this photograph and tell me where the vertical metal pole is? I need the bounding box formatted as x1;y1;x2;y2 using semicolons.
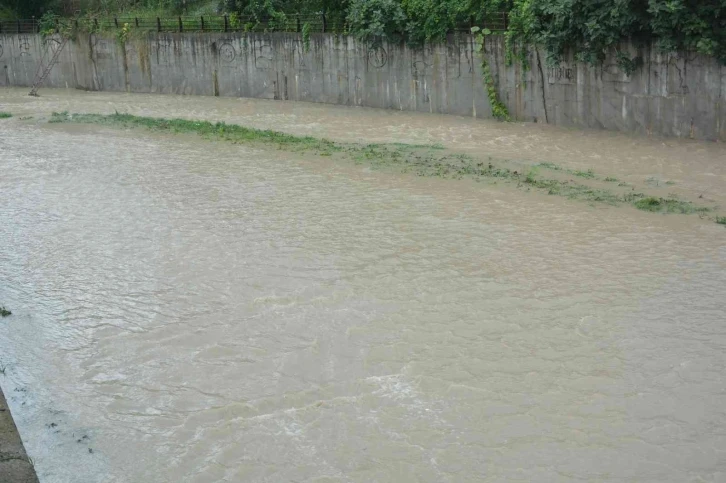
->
224;15;228;33
201;16;204;32
321;13;326;33
179;17;183;32
157;17;161;33
135;17;139;28
114;17;119;28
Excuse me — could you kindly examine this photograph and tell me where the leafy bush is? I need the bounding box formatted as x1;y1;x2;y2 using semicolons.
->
14;0;726;67
648;0;726;64
347;0;407;44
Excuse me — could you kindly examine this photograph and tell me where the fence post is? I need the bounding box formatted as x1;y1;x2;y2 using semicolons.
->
321;13;326;33
296;16;301;33
114;17;119;28
93;18;98;31
17;19;21;34
224;15;229;33
157;17;161;33
179;17;183;32
135;17;139;28
200;16;204;32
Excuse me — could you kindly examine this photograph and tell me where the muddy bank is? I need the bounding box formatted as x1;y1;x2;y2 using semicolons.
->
0;386;38;483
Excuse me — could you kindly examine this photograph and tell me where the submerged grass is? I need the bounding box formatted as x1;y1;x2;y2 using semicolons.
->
49;112;719;222
633;196;711;214
537;162;598;180
50;111;340;152
0;112;12;119
573;169;596;179
0;306;11;317
535;162;563;171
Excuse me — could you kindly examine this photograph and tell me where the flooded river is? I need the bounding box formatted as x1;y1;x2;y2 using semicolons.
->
1;88;725;482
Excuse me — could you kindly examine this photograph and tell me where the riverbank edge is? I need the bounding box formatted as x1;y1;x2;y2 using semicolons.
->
0;385;39;483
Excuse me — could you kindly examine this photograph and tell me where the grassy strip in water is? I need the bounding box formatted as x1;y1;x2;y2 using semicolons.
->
50;111;341;152
50;112;718;221
0;112;12;119
633;196;711;214
536;162;595;179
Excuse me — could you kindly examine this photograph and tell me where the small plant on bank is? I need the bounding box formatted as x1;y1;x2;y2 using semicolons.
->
715;217;726;226
0;112;12;119
524;167;539;184
0;306;11;317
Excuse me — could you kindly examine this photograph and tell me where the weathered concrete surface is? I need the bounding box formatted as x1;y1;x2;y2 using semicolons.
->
0;386;38;483
1;32;724;141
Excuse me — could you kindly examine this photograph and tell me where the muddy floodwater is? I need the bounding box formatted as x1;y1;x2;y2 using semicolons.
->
1;88;726;482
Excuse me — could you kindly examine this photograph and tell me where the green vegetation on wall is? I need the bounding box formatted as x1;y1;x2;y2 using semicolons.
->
4;1;725;66
472;26;510;121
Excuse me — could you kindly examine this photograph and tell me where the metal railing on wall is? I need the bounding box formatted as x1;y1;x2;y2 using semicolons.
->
0;13;508;36
0;19;40;34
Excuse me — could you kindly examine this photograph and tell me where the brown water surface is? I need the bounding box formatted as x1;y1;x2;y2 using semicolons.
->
0;89;725;482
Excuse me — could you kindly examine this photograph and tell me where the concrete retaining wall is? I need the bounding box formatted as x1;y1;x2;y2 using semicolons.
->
0;386;39;483
1;32;724;141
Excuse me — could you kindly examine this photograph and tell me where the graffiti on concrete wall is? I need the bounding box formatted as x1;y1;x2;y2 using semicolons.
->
219;42;236;63
547;64;575;84
368;45;387;69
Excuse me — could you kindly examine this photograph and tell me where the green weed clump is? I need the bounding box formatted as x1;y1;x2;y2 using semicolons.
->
0;112;12;119
573;169;596;179
0;306;11;317
715;217;726;225
536;162;562;171
633;196;711;214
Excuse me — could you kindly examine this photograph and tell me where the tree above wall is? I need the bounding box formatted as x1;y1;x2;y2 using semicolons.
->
2;0;724;65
